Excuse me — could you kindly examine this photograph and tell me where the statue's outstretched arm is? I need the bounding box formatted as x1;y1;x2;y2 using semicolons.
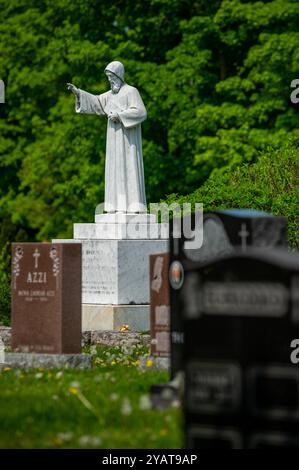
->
67;83;105;116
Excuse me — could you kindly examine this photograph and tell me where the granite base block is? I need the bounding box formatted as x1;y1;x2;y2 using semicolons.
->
94;213;157;224
3;353;92;369
53;238;169;304
82;304;149;332
74;222;169;240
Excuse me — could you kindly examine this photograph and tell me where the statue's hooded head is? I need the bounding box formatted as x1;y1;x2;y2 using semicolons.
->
105;61;125;93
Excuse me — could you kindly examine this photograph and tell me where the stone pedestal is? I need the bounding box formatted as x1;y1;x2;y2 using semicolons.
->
82;304;150;331
53;213;169;331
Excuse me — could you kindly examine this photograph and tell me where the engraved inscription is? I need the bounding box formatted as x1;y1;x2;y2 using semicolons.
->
187;362;241;413
200;282;289;317
155;331;170;353
155;305;170;326
82;244;117;302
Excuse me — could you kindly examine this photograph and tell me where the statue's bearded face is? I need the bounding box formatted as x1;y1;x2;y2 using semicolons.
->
106;72;123;94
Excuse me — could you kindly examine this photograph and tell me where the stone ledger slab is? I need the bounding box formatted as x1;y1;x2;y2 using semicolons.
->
4;353;92;369
0;327;151;350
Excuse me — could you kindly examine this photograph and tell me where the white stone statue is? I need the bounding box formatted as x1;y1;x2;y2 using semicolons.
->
67;61;147;214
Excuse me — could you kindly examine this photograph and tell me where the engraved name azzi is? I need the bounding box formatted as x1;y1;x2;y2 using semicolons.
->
26;271;47;283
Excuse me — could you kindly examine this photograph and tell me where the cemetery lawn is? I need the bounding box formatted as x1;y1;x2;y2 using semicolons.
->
0;345;181;449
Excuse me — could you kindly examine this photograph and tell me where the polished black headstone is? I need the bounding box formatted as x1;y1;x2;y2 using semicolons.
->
180;249;299;449
170;209;288;376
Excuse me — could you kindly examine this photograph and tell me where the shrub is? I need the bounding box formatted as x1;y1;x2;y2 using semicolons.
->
164;142;299;249
0;243;11;326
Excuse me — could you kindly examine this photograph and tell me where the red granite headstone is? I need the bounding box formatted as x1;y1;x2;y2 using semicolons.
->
11;243;82;354
150;253;170;358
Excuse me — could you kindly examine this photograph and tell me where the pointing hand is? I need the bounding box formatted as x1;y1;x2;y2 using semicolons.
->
66;83;79;96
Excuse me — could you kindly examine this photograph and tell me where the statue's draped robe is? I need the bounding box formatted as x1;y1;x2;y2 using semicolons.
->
76;84;147;213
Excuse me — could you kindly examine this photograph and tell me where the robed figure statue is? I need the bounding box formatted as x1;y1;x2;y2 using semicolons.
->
67;61;147;214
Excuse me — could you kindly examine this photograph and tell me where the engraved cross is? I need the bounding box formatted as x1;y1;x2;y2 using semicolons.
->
33;248;40;269
238;223;250;251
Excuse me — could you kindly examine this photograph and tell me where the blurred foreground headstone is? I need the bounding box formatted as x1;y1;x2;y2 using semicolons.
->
181;249;299;449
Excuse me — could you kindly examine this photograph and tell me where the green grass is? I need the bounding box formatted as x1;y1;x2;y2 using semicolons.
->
0;345;182;449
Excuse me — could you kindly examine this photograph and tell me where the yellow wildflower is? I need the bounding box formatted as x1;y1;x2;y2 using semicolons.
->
119;324;130;331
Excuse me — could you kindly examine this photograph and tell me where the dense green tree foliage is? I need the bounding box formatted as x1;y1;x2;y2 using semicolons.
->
0;1;298;323
0;0;298;242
